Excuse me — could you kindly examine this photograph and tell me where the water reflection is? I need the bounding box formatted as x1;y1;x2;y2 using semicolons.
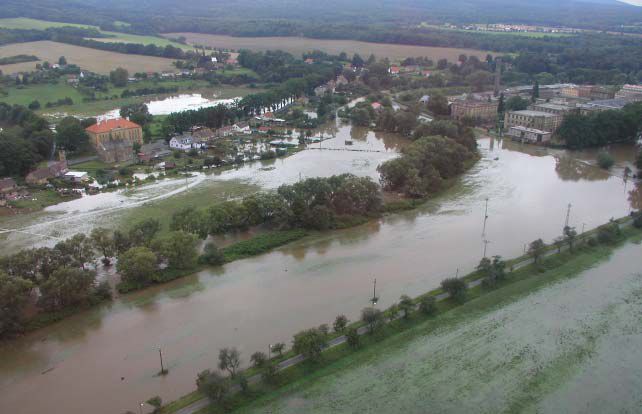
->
554;156;611;182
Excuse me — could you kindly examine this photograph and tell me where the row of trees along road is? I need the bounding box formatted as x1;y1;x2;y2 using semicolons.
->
189;213;642;410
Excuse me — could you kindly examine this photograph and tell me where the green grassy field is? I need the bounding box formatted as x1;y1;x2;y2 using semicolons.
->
1;83;85;107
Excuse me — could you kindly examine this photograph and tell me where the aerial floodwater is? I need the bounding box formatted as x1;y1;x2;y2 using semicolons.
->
0;131;640;413
239;242;642;414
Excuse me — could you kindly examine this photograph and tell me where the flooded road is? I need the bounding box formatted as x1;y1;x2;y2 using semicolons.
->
0;135;640;414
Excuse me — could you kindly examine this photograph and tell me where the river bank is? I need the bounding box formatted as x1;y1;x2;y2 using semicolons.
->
161;220;642;414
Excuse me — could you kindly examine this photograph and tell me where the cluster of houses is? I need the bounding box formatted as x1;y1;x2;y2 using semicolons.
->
166;114;286;153
0;151;92;208
314;75;350;96
388;65;432;77
447;83;642;144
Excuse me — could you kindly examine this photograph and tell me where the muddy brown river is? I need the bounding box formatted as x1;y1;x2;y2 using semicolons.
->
0;133;640;414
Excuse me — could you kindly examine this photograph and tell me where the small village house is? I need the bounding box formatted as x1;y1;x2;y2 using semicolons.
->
25;160;68;185
0;178;17;194
169;135;206;151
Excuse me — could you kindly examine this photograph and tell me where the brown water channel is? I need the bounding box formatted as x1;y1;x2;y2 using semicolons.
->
0;136;639;414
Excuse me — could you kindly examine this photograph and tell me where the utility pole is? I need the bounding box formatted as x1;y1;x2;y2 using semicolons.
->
482;198;489;237
158;347;167;375
370;278;378;306
564;203;572;229
483;239;490;258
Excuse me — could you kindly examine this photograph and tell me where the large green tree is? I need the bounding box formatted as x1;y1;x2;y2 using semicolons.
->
38;267;96;311
110;67;129;87
117;246;158;286
0;272;33;337
151;231;198;270
55;116;90;153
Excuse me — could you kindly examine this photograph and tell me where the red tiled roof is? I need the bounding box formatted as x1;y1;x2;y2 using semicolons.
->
85;118;141;134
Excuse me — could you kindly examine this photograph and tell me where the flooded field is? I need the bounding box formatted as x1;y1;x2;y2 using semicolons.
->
239;242;642;414
0;121;403;253
163;33;494;61
0;133;640;414
99;93;241;120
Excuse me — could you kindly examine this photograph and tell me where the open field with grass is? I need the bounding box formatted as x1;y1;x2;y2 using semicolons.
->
163;33;495;61
0;82;86;107
0;41;177;74
229;234;642;414
0;17;98;31
0;17;191;50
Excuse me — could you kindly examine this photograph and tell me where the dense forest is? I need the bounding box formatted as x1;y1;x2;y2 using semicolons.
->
3;0;642;32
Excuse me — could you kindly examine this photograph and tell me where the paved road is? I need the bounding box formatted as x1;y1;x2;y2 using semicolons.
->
172;217;635;414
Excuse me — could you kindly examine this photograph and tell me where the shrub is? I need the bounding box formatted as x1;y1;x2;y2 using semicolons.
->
596;151;614;169
633;213;642;229
419;296;437;315
440;277;467;302
222;230;307;262
346;327;360;349
597;221;620;244
333;314;348;333
199;243;225;266
361;307;384;334
250;351;267;368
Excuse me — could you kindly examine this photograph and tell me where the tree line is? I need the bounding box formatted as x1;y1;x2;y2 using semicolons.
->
556;102;642;149
170;174;383;239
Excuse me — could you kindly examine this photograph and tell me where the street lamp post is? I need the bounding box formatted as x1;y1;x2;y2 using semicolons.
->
139;402;144;414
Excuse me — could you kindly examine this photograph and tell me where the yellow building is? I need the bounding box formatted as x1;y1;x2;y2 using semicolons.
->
451;100;498;122
85;118;143;163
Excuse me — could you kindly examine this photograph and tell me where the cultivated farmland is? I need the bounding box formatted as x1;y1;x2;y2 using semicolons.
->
0;41;178;74
163;33;494;61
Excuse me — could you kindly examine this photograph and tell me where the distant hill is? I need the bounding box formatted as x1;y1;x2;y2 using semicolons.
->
2;0;642;34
